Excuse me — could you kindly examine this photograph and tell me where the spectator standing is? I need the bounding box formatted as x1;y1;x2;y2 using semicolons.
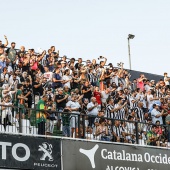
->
151;104;164;125
87;97;99;127
23;78;32;118
0;35;8;49
33;76;44;105
6;42;17;70
164;72;170;89
66;94;80;137
62;69;72;89
93;86;102;109
0;67;9;86
146;125;158;146
52;68;63;89
55;88;68;129
36;95;49;135
82;81;93;102
137;74;146;91
15;84;28;119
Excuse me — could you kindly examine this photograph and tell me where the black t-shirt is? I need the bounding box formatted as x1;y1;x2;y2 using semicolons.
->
56;94;66;108
20;76;26;83
33;81;44;96
82;86;92;99
23;84;32;99
72;78;79;89
17;50;25;58
0;44;5;48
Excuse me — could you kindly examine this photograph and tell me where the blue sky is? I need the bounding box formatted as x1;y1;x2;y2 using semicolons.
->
1;0;170;76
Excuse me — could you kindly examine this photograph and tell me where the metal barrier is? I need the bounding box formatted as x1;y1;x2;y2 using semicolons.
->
0;104;169;148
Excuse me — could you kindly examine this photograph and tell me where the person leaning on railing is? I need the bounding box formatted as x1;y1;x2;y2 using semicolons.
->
36;94;49;135
146;125;159;146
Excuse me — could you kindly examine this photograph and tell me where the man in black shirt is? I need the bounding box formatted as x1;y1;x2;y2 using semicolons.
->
33;76;44;105
0;35;8;48
56;88;68;111
55;88;68;129
82;81;92;101
23;78;32;118
0;35;8;56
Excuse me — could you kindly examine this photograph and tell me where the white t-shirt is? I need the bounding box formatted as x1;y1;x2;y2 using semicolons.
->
43;72;53;81
136;93;147;108
151;108;163;124
7;65;13;73
145;84;151;92
147;94;153;109
66;100;80;114
1;73;9;84
87;102;98;116
101;91;110;103
62;75;71;88
9;75;21;85
164;76;169;85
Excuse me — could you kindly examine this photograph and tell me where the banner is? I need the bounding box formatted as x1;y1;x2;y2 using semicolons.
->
0;134;61;170
62;140;170;170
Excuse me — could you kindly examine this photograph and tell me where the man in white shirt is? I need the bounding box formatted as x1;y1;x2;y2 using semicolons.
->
66;94;80;137
145;80;152;92
87;97;99;127
151;104;164;125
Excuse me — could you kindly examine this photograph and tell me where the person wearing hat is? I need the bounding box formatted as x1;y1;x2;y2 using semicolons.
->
36;94;49;135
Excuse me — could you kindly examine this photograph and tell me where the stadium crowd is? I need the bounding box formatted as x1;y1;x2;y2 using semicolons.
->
0;35;170;147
